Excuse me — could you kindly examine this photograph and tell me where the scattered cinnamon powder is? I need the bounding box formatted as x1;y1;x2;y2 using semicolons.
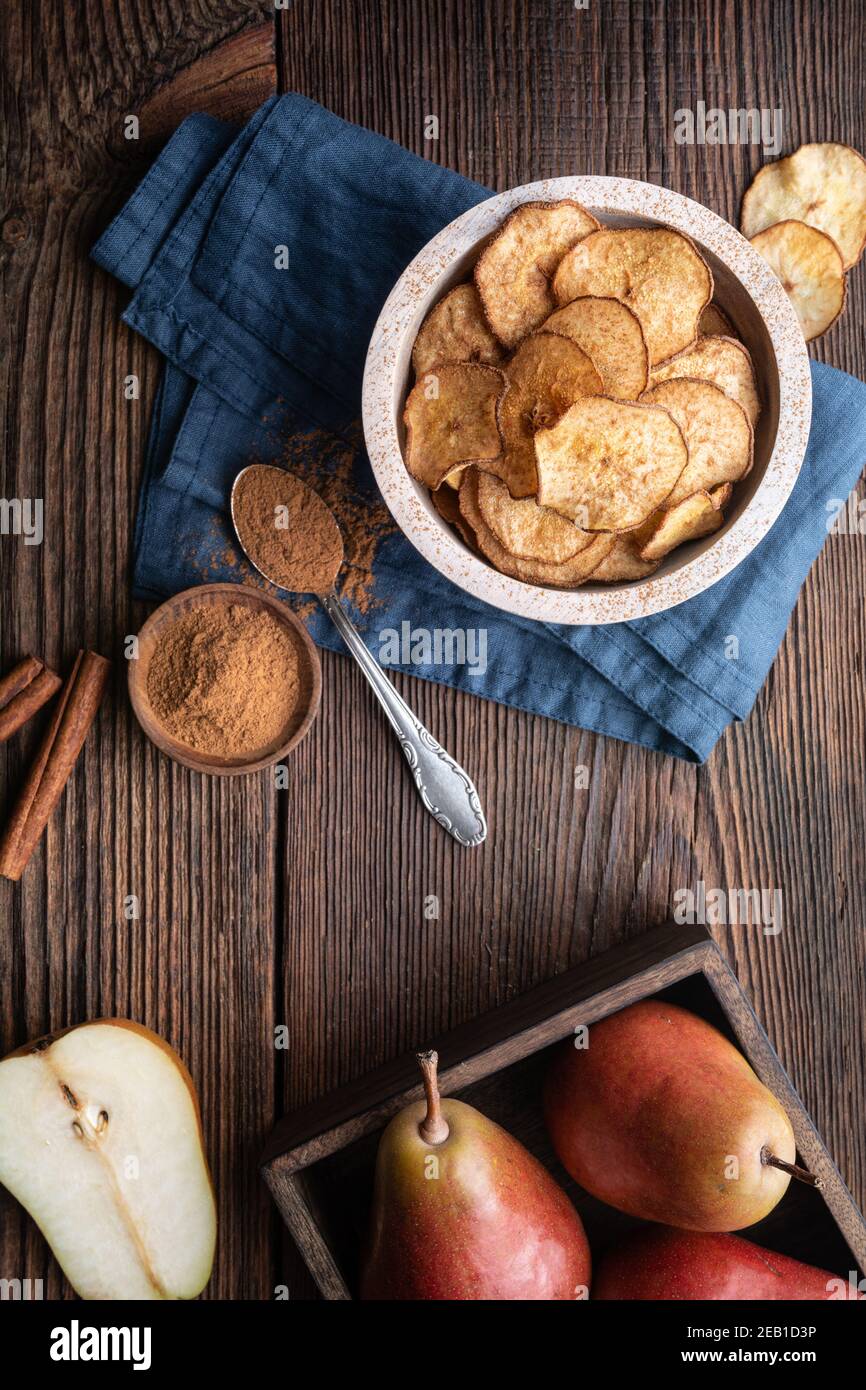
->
147;604;301;757
187;422;398;619
232;465;344;594
267;422;398;616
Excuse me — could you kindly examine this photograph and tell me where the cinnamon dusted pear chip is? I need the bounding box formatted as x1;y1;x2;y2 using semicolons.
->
588;537;660;582
534;396;689;532
650;335;761;427
542;296;649;400
749;221;846;342
492;332;603;498
474;200;600;349
412;283;504;375
403;363;505;488
741;142;866;270
639;378;753;508
552;227;712;365
699;302;735;337
431;478;479;550
475;469;595;564
459;469;614;587
636;485;730;562
711;482;734;508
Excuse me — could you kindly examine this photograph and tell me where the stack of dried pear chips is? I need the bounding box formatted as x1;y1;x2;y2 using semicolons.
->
403;199;760;588
741;142;866;341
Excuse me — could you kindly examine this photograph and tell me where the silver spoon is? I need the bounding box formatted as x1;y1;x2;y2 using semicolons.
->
230;465;486;847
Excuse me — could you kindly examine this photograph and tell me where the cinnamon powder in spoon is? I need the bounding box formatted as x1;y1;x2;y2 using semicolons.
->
232;465;344;593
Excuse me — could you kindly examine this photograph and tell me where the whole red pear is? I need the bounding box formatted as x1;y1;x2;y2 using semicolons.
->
544;1000;807;1230
593;1226;861;1300
360;1051;591;1300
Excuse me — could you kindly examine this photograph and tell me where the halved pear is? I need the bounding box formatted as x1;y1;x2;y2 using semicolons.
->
0;1020;216;1300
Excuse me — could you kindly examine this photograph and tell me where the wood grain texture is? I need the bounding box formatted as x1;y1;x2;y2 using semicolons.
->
137;22;275;151
276;0;866;1299
1;0;864;1302
0;0;277;1300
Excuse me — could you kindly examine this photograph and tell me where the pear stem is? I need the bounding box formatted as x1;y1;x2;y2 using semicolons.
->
761;1147;824;1189
417;1050;449;1145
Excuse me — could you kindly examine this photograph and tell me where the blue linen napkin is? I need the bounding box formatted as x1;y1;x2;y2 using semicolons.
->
92;94;866;762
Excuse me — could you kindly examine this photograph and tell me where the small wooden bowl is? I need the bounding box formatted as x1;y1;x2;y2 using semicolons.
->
128;584;322;776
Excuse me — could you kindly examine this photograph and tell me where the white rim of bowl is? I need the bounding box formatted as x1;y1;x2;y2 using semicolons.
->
362;176;812;625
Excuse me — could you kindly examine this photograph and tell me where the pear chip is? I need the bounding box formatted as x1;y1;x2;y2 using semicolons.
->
542;296;649;400
459;468;614;586
700;302;735;337
741;141;866;271
650;335;761;427
749;220;846;342
636;484;731;562
493;332;603;498
412;283;504;376
639;378;753;507
534;396;689;532
475;468;595;564
431;478;478;550
474;200;600;349
588;537;659;582
552;227;713;365
404;363;505;489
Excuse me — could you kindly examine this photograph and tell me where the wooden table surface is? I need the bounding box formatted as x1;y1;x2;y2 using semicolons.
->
1;0;864;1300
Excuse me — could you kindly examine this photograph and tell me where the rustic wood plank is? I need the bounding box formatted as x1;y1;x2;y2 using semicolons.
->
1;0;864;1304
137;22;276;151
263;923;712;1170
276;0;866;1296
0;0;278;1300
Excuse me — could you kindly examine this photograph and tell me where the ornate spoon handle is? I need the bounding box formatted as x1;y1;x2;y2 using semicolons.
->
319;592;487;847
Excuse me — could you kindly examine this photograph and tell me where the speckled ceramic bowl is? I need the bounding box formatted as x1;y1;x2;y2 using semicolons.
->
362;177;812;624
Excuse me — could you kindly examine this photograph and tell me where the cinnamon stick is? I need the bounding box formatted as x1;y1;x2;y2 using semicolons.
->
0;651;111;882
0;656;43;708
0;660;62;742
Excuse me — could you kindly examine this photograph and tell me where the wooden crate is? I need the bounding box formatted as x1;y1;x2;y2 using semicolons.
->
260;923;866;1299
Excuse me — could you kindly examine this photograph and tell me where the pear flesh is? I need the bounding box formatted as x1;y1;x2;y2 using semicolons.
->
594;1226;857;1300
361;1052;591;1300
0;1020;216;1300
544;1000;798;1231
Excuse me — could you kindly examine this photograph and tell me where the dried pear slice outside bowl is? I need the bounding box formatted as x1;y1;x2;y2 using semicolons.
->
741;142;866;272
749;220;846;343
363;175;811;624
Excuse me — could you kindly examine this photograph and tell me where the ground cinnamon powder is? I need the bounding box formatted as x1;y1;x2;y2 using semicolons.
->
147;604;301;757
189;425;397;619
233;465;344;594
